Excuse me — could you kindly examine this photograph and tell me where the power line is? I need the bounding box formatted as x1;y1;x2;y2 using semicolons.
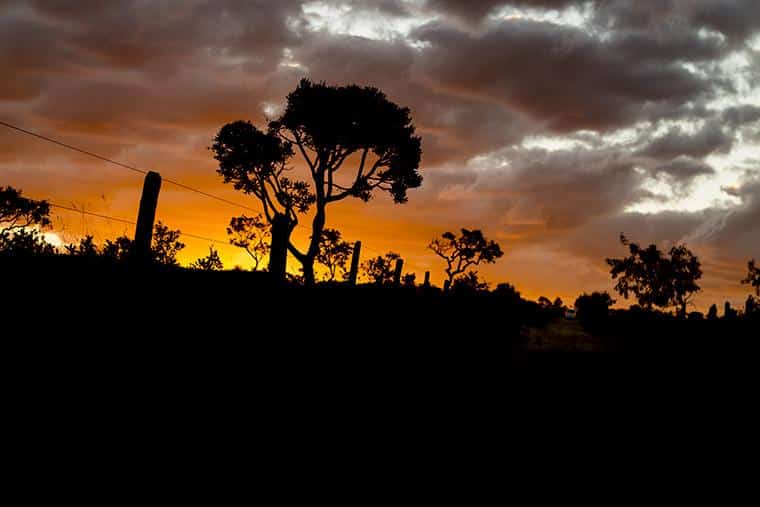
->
50;203;232;247
0;120;147;176
0;119;259;213
2;119;379;247
51;203;135;226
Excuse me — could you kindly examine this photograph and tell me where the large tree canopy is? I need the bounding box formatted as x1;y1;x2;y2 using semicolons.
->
271;79;422;204
212;79;422;284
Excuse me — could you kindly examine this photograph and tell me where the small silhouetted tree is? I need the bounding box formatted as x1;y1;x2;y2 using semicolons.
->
429;229;503;286
606;235;702;316
151;222;185;266
574;292;615;331
742;259;760;296
213;79;423;285
362;252;400;286
316;228;353;282
553;297;564;309
538;296;553;308
227;214;270;271
707;304;718;320
191;246;224;271
451;271;490;294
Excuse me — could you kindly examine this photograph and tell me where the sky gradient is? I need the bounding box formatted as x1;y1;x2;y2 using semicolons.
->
2;0;759;310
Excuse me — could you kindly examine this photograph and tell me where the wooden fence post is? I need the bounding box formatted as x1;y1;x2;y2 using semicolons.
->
393;258;404;286
133;171;161;264
423;271;431;288
348;241;361;285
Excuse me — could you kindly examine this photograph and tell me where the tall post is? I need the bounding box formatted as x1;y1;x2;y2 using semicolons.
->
423;271;431;288
348;241;361;286
393;258;404;286
133;171;161;265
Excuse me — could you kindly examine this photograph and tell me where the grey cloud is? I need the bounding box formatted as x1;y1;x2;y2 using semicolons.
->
412;19;715;132
638;121;733;160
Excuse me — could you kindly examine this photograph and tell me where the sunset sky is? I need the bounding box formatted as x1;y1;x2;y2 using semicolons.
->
2;0;759;310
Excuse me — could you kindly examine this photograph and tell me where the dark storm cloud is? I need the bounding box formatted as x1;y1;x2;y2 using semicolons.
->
653;157;715;180
294;31;531;164
412;19;716;132
638;121;733;160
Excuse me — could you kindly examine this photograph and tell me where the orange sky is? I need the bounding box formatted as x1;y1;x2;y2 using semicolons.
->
2;0;759;312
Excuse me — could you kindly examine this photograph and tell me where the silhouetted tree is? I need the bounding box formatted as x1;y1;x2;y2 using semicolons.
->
742;259;760;296
0;186;50;233
213;79;423;285
451;271;490;294
574;292;615;331
151;222;185;266
429;229;503;286
0;186;53;255
707;304;718;320
362;252;400;286
553;297;564;309
227;214;270;271
538;296;553;308
606;235;702;316
402;273;417;288
212;121;314;281
316;228;352;282
191;246;224;271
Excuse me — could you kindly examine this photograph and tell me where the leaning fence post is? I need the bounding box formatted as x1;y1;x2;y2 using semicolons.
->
133;171;161;264
348;241;362;285
393;258;404;286
423;271;431;288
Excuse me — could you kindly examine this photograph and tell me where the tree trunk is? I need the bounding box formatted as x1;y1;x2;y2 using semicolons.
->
269;213;291;283
302;199;326;286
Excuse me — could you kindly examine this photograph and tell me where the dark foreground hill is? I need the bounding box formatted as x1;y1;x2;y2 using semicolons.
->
2;255;758;388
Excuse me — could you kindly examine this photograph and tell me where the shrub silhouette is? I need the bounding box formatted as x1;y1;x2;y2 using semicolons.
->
191;246;224;271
